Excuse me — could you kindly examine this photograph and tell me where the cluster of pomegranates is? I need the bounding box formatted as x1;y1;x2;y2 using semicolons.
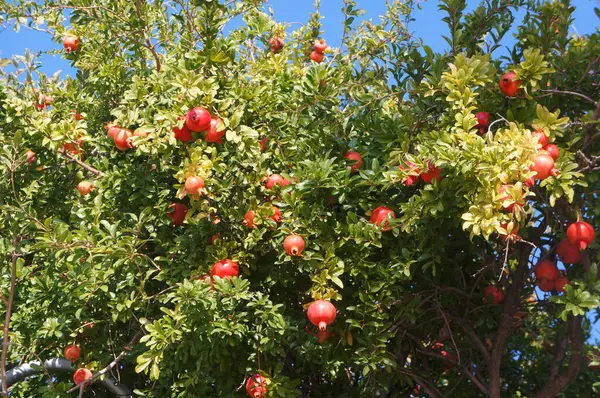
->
172;107;225;144
399;160;443;186
268;36;284;53
62;344;93;386
310;39;328;63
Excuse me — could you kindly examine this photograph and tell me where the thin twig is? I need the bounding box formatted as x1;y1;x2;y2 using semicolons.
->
60;149;104;176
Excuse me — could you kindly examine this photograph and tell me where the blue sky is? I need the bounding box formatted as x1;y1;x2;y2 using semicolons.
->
0;0;598;78
1;1;599;341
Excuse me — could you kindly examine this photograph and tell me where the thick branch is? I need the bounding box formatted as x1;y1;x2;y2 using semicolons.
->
66;329;143;393
535;316;584;398
397;368;443;398
449;315;491;365
1;239;19;398
489;243;532;398
548;337;568;380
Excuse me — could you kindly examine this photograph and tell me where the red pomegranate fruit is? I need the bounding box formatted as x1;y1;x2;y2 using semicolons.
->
554;276;570;293
497;185;524;212
173;116;193;142
211;259;239;279
499;71;520;97
268;37;284;53
567;221;595;250
483;285;505;305
167;203;188;226
265;174;291;189
185;176;205;196
399;161;421;186
475;112;490;131
185;107;211;132
73;368;93;385
344;150;363;172
271;206;283;223
205;118;225;144
369;206;396;231
63;36;80;52
114;129;133;151
246;374;268;398
544;144;559;160
26;150;36;165
421;162;443;183
284;234;305;256
313;39;328;53
532;130;549;147
534;260;560;283
531;152;557;180
556;239;581;264
307;300;336;331
64;345;81;362
244;210;256;229
310;51;324;63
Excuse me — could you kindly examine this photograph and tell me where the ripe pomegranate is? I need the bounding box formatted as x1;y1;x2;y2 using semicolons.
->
313;39;328;53
244;210;256;228
399;161;420;186
537;278;555;292
475;112;490;131
315;330;332;344
567;221;595;250
310;51;324;63
420;162;443;183
26;150;36;165
211;259;239;279
307;300;336;331
205;118;225;144
268;37;284;53
258;136;268;151
173;116;193;142
73;368;93;385
63;345;81;362
344;150;363;172
185;176;205;196
369;206;396;231
114;129;133;151
63;35;80;52
483;285;505;305
499;71;520;97
246;374;268;398
441;350;458;372
77;181;95;196
106;123;121;139
265;174;291;189
284;234;305;256
271;206;283;223
543;144;559;160
71;111;83;121
208;234;220;245
167;203;188;226
497;185;524;213
532;130;549;147
531;152;557;180
535;260;559;283
556;239;581;264
554;276;570;293
185;107;211;132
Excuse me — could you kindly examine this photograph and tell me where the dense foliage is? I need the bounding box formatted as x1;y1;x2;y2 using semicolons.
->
0;0;599;396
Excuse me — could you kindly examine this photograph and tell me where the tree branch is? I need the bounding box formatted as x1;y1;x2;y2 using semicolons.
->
397;368;443;398
536;89;596;104
535;315;583;398
548;337;568;380
489;243;532;398
59;149;104;177
1;238;20;398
